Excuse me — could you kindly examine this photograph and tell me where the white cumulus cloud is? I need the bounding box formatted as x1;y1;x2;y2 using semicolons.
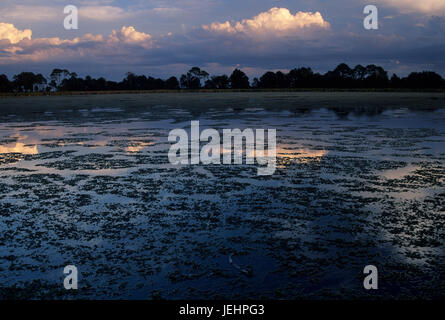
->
0;25;154;64
0;22;32;44
202;7;330;37
108;26;152;46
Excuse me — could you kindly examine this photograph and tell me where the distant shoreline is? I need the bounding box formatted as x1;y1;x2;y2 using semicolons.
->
2;88;445;98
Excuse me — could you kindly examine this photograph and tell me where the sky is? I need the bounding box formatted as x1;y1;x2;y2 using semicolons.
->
1;0;445;80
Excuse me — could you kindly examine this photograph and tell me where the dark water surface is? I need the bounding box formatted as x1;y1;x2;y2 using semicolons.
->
0;93;444;299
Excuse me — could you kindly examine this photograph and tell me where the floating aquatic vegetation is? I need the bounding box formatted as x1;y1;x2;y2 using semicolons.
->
0;96;444;299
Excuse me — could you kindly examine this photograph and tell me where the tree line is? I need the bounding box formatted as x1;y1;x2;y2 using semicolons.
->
1;64;444;93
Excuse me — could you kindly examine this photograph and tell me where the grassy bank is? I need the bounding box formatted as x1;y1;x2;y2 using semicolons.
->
2;87;445;98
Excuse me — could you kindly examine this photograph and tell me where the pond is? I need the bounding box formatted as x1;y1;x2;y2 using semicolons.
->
0;92;444;299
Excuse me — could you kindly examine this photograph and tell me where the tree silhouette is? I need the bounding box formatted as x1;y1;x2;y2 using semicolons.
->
13;72;47;92
275;71;289;88
352;65;366;81
164;76;179;90
180;67;209;89
229;69;250;89
189;67;209;81
1;64;444;94
0;74;10;92
334;63;353;79
205;75;230;89
251;77;260;88
364;64;388;87
390;74;402;88
50;69;71;89
259;71;277;88
287;67;315;88
405;71;443;88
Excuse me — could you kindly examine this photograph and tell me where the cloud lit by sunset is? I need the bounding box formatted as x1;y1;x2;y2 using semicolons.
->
202;8;330;36
0;1;444;78
0;22;32;44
